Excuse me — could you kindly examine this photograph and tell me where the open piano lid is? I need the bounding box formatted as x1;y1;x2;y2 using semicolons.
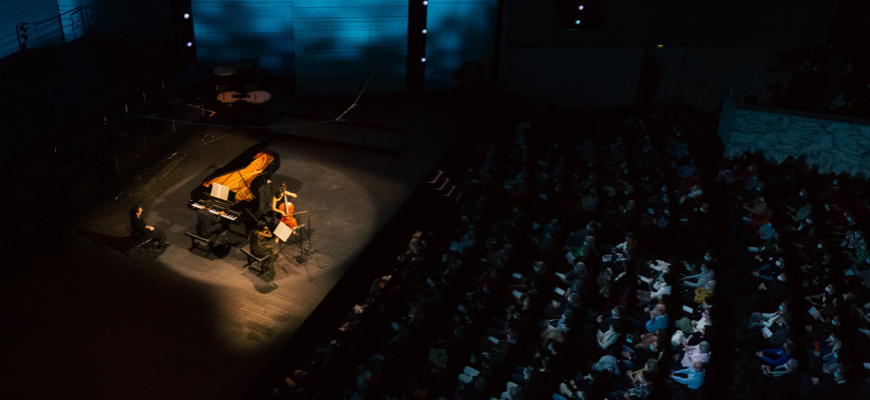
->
202;139;275;182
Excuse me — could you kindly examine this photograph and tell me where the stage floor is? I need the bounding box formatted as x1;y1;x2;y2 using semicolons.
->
0;94;464;399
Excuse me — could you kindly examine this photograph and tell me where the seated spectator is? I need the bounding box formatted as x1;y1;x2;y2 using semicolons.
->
669;360;705;391
679;340;711;368
820;350;842;375
760;359;799;396
619;370;652;399
451;229;476;254
761;358;798;378
692;280;716;304
598;268;614;300
807;365;850;399
593;355;621;375
561;260;587;293
747;300;790;330
675;308;712;335
750;271;788;312
750;256;786;283
614;232;638;256
568;236;597;261
598;320;623;350
637;272;671;305
645;304;669;333
756;339;795;366
682;264;715;289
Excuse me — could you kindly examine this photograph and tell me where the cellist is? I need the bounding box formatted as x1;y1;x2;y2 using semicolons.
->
271;184;298;230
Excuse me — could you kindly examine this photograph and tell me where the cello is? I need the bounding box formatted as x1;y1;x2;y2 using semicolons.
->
277;183;298;229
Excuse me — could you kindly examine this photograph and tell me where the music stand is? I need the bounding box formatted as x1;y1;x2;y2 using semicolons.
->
274;222;313;281
297;214;328;269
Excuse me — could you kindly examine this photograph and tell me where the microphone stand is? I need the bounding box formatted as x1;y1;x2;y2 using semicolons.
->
142;131;155;173
167;118;187;160
113;154;129;200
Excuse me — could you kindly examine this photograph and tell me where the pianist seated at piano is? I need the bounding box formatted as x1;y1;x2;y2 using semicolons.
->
130;205;169;248
196;199;227;242
250;221;279;266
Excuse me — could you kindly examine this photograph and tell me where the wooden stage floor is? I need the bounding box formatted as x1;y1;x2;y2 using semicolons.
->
0;97;463;399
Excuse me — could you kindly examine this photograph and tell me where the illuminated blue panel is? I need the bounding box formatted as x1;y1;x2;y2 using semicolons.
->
57;0;91;43
0;0;65;59
192;0;294;74
424;0;498;92
294;1;408;94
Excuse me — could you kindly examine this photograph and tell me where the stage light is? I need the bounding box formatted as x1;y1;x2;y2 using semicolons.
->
422;29;427;34
421;57;426;62
657;44;664;48
186;41;193;47
575;20;581;25
578;5;584;10
423;1;428;5
183;13;190;19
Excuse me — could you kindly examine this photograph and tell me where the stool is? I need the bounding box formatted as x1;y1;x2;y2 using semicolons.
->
185;232;213;256
241;247;270;275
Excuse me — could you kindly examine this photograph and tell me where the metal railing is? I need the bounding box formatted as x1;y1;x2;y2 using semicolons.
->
16;5;93;51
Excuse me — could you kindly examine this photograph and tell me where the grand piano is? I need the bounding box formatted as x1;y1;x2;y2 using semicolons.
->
188;140;279;223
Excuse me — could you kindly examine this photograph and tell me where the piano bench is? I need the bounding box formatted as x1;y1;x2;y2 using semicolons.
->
241;248;270;275
185;232;213;256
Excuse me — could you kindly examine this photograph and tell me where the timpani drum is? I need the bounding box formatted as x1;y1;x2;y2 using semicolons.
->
213;66;237;92
217;91;242;108
244;90;272;121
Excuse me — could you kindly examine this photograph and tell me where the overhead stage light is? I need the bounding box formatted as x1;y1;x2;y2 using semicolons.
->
183;13;190;19
578;5;584;10
421;57;426;62
186;42;193;47
575;20;581;25
422;29;427;34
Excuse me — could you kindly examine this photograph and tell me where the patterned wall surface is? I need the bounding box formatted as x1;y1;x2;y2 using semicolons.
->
721;97;870;177
193;0;294;75
423;0;497;92
293;0;408;95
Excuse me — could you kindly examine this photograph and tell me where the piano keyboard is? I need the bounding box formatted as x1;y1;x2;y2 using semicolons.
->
189;200;241;221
